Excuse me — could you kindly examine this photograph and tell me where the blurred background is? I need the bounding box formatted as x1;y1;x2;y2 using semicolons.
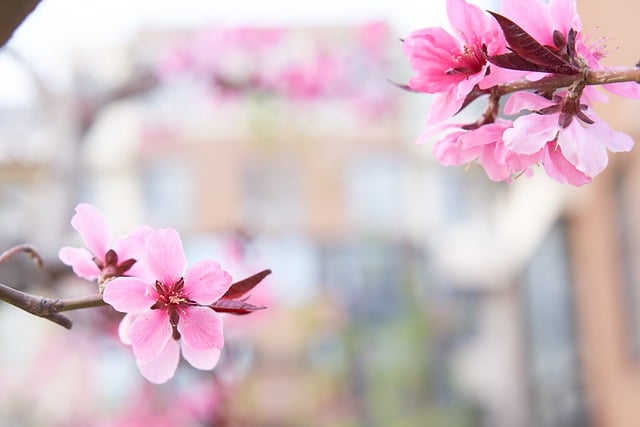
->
0;0;640;426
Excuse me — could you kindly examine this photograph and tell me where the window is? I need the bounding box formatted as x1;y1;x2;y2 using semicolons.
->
615;169;640;357
521;221;589;427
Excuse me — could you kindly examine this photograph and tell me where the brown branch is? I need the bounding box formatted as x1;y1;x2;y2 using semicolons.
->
494;66;640;97
455;66;640;113
0;244;106;329
0;283;73;328
0;0;41;47
0;283;106;330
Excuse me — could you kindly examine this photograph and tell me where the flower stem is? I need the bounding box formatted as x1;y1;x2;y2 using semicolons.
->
54;294;107;312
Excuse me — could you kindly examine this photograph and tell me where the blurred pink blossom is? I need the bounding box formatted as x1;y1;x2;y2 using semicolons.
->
358;21;389;60
103;228;233;383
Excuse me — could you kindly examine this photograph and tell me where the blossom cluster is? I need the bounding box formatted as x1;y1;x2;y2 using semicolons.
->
403;0;640;185
154;23;396;118
59;203;266;384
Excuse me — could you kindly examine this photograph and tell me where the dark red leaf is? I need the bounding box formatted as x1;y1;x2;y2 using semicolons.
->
486;52;572;74
222;269;271;300
488;11;580;75
210;299;267;315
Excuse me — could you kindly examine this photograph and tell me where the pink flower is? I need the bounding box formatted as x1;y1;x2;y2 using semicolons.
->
498;0;640;99
59;203;151;286
403;0;505;124
102;228;232;384
503;92;634;178
432;119;540;182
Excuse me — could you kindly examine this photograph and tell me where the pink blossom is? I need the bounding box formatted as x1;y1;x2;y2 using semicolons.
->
403;0;505;124
103;228;232;384
59;203;151;286
432;119;540;182
499;0;640;99
503;92;634;178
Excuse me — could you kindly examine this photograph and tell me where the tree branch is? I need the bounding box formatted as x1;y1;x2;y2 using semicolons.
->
0;0;41;47
0;244;106;329
496;66;640;96
0;283;75;329
458;66;640;110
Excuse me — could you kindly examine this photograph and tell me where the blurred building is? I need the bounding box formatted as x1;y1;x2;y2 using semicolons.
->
440;1;640;426
2;1;640;425
50;22;484;426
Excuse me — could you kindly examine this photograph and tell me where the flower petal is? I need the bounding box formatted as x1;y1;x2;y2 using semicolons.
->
177;306;224;351
185;260;232;305
58;246;101;280
558;118;633;176
103;277;157;314
548;0;582;34
501;0;552;44
129;309;172;361
426;90;468;125
144;228;187;286
181;340;222;370
504;92;554;115
118;313;137;346
433;130;483;165
603;80;640;99
542;144;591;186
447;0;496;43
503;113;558;154
70;203;113;260
113;226;155;281
137;339;180;384
403;27;462;93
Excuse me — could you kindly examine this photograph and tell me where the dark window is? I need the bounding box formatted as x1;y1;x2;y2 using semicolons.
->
521;221;589;427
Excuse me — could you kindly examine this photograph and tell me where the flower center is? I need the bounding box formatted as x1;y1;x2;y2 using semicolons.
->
446;44;485;76
151;277;195;340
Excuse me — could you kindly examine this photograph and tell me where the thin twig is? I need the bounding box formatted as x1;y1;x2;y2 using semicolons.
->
54;293;106;313
0;244;42;266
